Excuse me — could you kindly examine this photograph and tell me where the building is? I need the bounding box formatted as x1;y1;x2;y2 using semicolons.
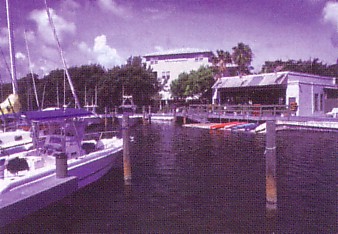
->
212;71;338;117
143;49;213;103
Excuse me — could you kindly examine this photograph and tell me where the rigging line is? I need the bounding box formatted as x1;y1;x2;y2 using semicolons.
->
5;0;18;94
44;0;81;108
0;47;11;78
24;30;40;109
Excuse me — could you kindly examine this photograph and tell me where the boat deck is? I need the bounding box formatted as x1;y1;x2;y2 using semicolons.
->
0;176;78;227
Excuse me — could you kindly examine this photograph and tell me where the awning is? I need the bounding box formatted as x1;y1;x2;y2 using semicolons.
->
24;108;92;121
212;72;288;89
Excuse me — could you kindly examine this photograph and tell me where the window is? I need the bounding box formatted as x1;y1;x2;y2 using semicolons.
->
195;57;203;62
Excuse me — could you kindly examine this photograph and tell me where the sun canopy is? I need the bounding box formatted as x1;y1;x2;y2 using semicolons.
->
212;72;288;89
24;108;92;121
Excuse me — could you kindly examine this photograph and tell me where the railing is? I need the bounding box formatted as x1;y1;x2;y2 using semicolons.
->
179;104;292;118
84;131;119;141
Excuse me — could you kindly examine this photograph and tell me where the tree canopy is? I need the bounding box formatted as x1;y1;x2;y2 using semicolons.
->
2;57;159;112
211;42;254;78
170;65;214;100
261;58;338;77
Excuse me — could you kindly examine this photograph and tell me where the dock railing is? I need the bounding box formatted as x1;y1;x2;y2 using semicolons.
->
185;104;291;118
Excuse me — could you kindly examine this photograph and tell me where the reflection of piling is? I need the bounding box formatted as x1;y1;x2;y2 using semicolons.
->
265;120;277;213
122;114;132;185
55;153;68;178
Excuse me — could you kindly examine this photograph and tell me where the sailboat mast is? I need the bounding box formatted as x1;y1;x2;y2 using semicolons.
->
44;0;81;108
5;0;18;94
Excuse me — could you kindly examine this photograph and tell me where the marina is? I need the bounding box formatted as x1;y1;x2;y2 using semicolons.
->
0;0;336;232
1;122;336;233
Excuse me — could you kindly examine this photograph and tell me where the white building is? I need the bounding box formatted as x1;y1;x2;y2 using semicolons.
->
212;71;338;117
143;49;213;102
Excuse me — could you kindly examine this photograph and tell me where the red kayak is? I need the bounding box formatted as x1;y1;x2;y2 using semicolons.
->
210;121;242;130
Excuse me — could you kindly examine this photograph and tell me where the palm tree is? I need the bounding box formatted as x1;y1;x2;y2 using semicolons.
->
211;50;232;79
231;42;253;75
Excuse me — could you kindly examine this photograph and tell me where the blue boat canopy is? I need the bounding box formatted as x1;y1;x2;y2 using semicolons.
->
24;108;92;121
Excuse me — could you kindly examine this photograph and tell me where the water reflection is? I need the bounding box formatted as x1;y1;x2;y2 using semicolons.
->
2;124;336;233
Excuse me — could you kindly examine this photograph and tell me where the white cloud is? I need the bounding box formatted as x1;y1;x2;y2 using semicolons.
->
29;8;76;45
0;28;8;47
93;35;123;67
15;52;26;60
323;2;338;29
97;0;131;18
323;2;338;47
77;35;123;68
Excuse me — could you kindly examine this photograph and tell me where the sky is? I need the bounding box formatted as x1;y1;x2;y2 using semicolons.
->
0;0;337;82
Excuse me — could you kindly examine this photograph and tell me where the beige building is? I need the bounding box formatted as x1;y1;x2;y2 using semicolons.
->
144;49;213;103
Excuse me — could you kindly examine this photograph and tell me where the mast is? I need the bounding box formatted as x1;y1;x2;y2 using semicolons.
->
24;30;40;109
5;0;18;94
44;0;81;108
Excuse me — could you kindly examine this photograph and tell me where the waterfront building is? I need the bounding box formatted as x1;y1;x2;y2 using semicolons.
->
212;71;338;117
143;49;213;104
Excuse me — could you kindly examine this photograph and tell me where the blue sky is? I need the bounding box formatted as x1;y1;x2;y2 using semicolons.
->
0;0;337;82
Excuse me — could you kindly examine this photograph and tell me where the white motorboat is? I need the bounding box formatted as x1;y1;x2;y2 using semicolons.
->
0;108;123;194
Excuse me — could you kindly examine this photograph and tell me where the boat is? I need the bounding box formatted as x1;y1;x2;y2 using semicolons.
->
117;95;140;127
0;107;123;194
0;0;123;195
230;122;258;131
222;122;244;129
210;121;241;130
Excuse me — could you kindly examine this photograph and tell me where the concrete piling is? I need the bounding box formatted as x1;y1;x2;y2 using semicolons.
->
55;153;68;178
148;105;152;124
265;120;277;213
122;114;132;185
0;158;5;179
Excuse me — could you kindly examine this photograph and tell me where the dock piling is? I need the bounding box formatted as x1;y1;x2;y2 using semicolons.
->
122;114;132;185
0;158;5;179
55;153;68;178
265;120;277;214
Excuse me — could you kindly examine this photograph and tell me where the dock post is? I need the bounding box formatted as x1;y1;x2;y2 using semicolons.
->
142;106;147;125
0;158;5;179
183;106;187;125
265;120;277;215
173;107;177;122
55;153;68;178
148;105;152;124
104;107;108;131
122;114;132;185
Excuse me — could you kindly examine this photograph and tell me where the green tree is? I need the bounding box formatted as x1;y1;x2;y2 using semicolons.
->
261;58;338;77
232;42;253;75
170;66;214;100
170;72;189;98
211;50;232;78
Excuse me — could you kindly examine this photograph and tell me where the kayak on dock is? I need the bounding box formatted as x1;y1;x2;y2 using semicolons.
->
231;122;258;131
210;122;241;130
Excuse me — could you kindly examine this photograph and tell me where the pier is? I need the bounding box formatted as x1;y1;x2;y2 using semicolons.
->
172;104;338;130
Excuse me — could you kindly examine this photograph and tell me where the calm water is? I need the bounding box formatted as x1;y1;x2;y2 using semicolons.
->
2;123;337;233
